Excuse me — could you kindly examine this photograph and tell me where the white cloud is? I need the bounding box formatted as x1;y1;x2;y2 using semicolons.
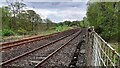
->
25;7;86;22
0;2;6;7
0;0;88;2
25;7;57;19
0;4;2;7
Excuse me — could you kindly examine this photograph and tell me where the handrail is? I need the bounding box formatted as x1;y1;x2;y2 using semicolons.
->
94;31;120;57
89;30;120;67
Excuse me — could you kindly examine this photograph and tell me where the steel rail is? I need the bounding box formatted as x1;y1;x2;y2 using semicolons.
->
0;30;78;66
34;30;82;68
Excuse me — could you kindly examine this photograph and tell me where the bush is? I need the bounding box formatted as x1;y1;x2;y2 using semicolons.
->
55;26;63;32
2;29;15;36
17;28;27;35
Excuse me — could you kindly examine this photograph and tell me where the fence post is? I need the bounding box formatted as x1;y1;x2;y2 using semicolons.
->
86;26;94;67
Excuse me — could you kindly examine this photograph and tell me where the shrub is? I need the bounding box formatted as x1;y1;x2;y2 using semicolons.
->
55;26;63;32
2;29;15;36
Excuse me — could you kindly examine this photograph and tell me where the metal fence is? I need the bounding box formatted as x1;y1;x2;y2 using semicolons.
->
90;31;120;68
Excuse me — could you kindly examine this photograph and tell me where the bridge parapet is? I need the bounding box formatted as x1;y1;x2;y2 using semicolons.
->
87;27;120;68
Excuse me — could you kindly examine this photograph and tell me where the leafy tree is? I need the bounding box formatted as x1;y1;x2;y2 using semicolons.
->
6;0;26;30
87;2;119;41
1;6;11;29
44;18;53;29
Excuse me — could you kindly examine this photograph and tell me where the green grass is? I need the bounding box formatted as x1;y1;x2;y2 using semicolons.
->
38;29;58;36
39;26;73;35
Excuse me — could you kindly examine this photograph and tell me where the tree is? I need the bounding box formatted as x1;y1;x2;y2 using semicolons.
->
87;2;119;41
1;6;11;29
44;18;53;29
6;0;26;30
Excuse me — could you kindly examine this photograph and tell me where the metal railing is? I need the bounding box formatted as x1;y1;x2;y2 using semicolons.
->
90;30;120;68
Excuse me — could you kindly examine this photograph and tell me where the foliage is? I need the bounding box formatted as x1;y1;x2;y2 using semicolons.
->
0;30;2;36
44;18;54;29
57;20;81;27
79;17;90;28
2;29;15;36
55;26;63;32
87;2;119;41
17;28;27;35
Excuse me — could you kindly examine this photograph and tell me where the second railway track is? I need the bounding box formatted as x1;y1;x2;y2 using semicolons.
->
1;29;80;67
0;29;77;51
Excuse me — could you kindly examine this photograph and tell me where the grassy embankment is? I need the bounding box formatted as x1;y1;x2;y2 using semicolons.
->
0;25;73;42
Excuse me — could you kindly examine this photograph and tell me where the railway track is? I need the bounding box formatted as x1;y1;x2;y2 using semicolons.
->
1;29;78;63
40;28;87;68
1;29;80;68
0;29;76;51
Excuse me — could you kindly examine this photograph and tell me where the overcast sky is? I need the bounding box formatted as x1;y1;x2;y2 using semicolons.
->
0;0;89;23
